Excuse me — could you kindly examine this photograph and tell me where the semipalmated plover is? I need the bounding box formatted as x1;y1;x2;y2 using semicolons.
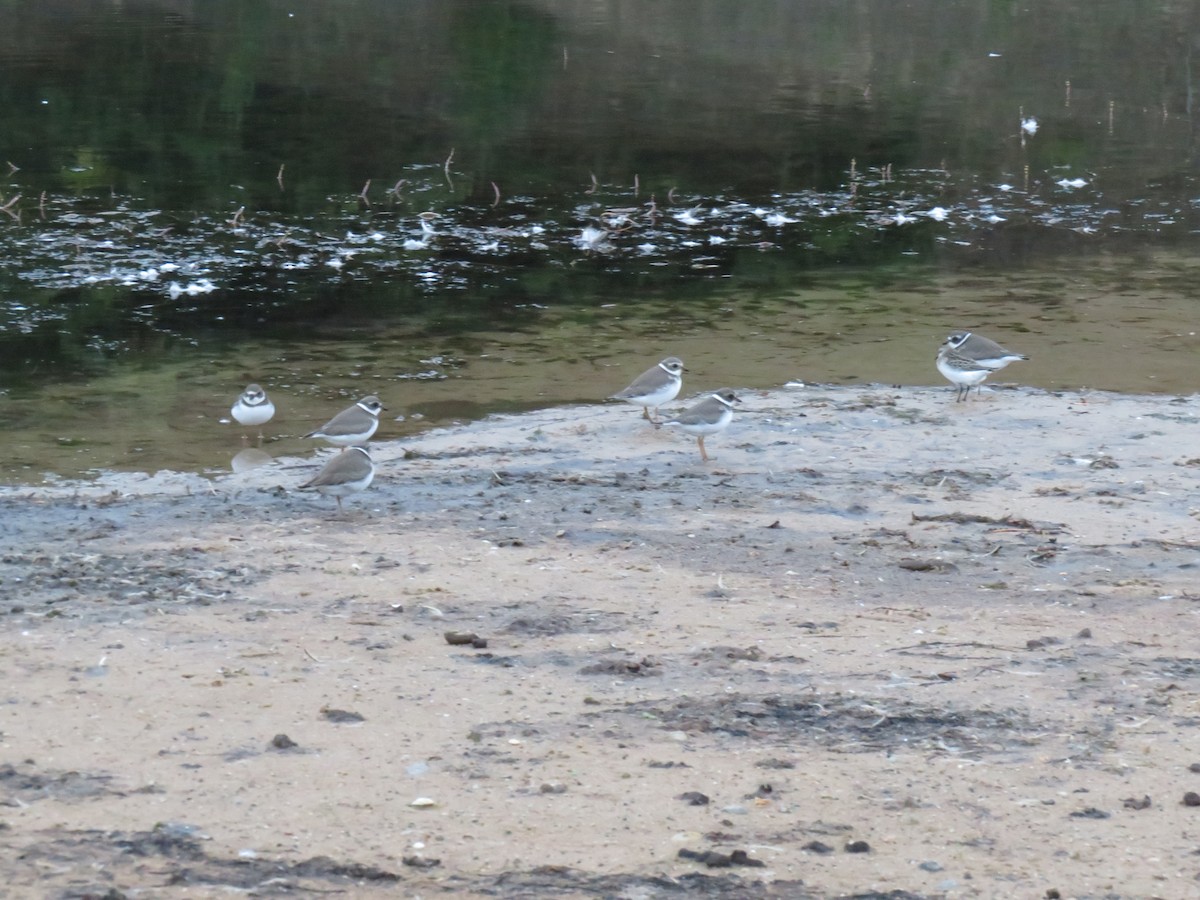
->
936;346;993;401
231;384;275;438
304;395;385;446
662;389;740;462
942;331;1028;371
610;357;684;422
300;445;375;510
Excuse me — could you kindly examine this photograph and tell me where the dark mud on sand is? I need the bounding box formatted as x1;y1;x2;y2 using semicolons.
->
3;384;1200;898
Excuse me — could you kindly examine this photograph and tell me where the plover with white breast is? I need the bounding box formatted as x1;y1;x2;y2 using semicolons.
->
942;331;1028;371
936;345;995;402
303;395;385;446
661;389;740;462
231;384;275;439
300;445;375;510
609;357;684;423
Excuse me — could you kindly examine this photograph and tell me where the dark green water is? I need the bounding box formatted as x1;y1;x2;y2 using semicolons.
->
1;1;1199;481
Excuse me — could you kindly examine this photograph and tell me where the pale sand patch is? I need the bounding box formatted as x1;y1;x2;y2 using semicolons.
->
2;384;1199;897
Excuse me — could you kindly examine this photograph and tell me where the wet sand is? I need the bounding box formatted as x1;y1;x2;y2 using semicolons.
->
3;383;1200;898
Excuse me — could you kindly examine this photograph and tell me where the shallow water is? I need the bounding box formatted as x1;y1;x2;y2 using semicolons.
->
3;251;1197;484
1;2;1199;482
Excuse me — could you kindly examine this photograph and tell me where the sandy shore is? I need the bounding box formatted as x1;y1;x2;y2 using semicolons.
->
3;383;1200;899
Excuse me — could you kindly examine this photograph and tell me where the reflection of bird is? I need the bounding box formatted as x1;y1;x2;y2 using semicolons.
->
303;396;385;446
230;447;272;474
610;357;684;423
936;346;993;402
300;446;375;510
662;389;740;462
942;331;1028;371
231;384;275;439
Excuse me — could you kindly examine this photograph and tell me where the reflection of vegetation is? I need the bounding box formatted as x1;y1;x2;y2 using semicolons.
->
446;4;556;193
0;1;1196;207
2;1;1200;387
0;283;179;385
59;147;119;193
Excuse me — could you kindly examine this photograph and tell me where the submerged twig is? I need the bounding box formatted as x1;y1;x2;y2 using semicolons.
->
359;179;371;206
0;194;20;220
276;163;285;190
491;181;501;208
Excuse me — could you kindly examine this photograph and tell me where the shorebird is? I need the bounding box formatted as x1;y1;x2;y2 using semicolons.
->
942;331;1028;371
662;389;740;461
299;445;375;510
303;396;385;446
230;384;275;439
610;357;684;423
936;345;995;402
937;331;1028;401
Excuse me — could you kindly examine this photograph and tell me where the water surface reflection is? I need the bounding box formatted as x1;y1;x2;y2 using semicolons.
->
1;1;1199;482
3;253;1197;483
